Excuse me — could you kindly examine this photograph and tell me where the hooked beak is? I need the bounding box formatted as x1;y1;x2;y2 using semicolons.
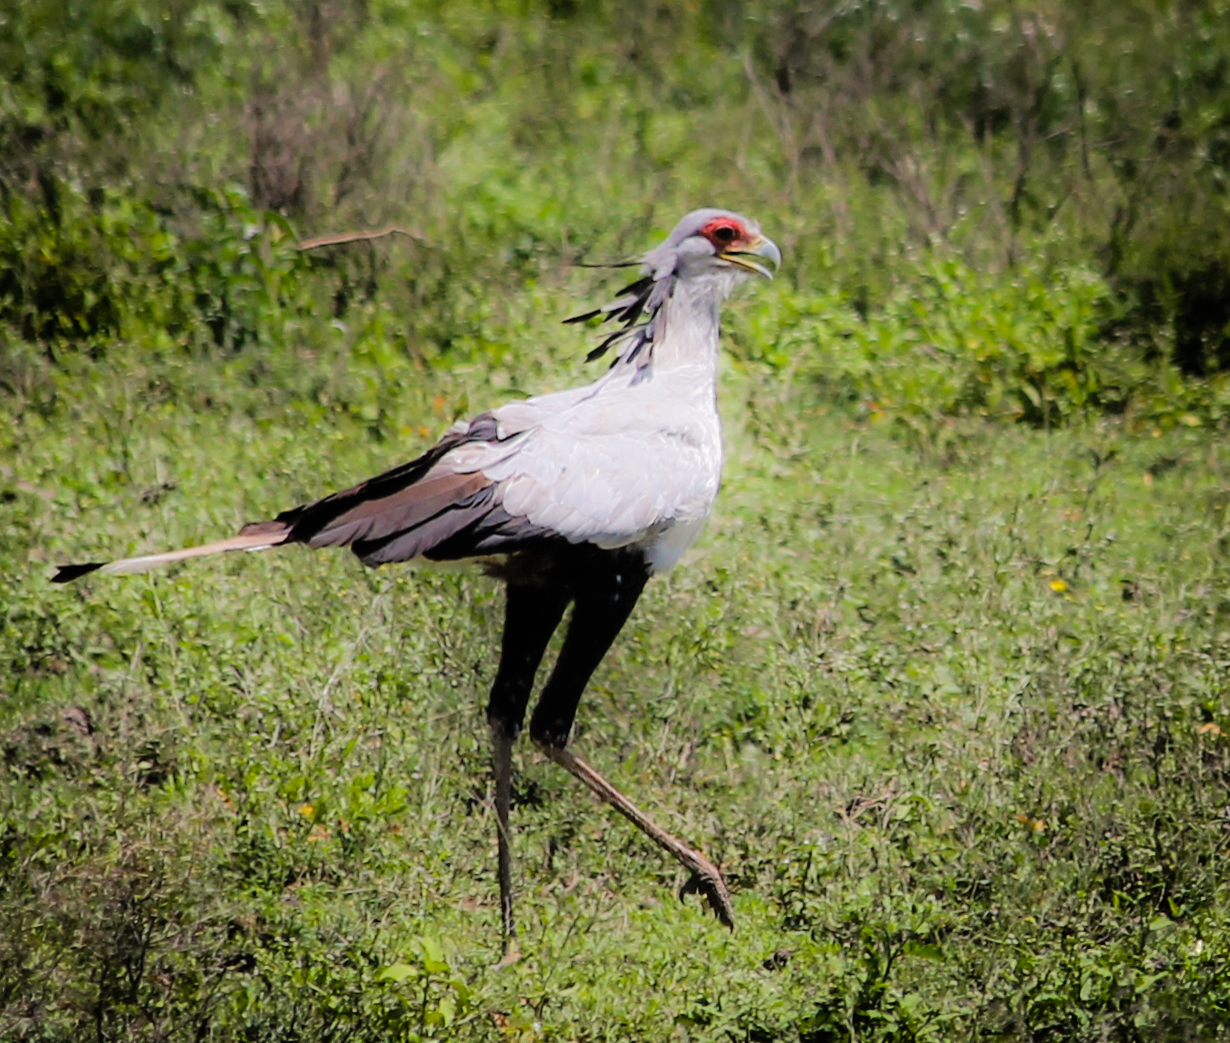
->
720;235;781;280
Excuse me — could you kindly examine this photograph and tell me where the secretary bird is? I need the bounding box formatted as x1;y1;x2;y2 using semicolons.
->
53;208;780;950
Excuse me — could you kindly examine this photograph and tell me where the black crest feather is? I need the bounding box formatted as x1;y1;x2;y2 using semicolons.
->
565;273;675;372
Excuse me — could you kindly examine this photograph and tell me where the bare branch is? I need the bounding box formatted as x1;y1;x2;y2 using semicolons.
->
297;225;425;250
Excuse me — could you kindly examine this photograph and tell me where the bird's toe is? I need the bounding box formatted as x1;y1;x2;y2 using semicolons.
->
679;867;735;930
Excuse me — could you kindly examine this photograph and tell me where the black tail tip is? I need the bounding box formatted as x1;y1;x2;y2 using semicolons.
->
52;563;105;584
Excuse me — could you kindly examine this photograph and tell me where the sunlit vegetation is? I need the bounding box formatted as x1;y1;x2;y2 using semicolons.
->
5;2;1230;1039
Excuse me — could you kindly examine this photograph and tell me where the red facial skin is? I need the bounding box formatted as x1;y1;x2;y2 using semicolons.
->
696;217;755;252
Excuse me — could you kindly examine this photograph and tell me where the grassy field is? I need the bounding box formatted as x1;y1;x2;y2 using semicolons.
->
6;315;1230;1039
6;1;1230;1039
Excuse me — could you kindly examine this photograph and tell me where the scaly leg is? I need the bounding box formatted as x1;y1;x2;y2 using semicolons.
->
491;726;517;951
537;744;733;928
486;581;570;955
528;551;734;928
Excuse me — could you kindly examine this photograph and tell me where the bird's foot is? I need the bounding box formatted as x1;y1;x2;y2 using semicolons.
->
540;745;736;929
678;853;734;930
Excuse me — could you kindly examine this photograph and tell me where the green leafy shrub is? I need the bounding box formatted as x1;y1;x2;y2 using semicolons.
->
0;191;128;342
0;183;318;359
742;259;1230;428
0;0;227;343
171;187;317;352
835;262;1120;425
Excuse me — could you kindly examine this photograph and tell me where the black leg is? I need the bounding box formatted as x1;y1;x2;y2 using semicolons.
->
529;553;649;747
488;582;571;743
528;554;734;929
487;581;570;956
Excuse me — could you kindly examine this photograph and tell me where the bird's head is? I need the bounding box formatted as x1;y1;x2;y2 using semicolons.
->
567;208;780;368
643;208;781;285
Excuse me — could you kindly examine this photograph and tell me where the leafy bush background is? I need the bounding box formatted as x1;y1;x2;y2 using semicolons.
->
4;0;1230;420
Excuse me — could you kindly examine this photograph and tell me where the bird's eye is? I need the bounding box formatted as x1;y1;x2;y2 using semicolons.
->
712;225;737;244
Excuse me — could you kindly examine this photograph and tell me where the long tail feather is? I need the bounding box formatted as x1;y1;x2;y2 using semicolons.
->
52;530;289;584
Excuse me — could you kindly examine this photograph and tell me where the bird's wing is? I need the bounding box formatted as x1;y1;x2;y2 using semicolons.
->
50;413;519;582
442;377;722;552
52;374;719;580
289;371;720;565
269;412;535;565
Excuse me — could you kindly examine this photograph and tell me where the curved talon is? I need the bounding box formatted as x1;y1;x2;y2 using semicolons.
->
679;863;735;930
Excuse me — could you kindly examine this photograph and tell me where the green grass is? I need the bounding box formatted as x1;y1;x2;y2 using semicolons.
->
6;2;1230;1036
5;323;1230;1040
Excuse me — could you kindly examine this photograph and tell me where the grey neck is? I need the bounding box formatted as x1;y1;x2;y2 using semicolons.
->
646;270;739;374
